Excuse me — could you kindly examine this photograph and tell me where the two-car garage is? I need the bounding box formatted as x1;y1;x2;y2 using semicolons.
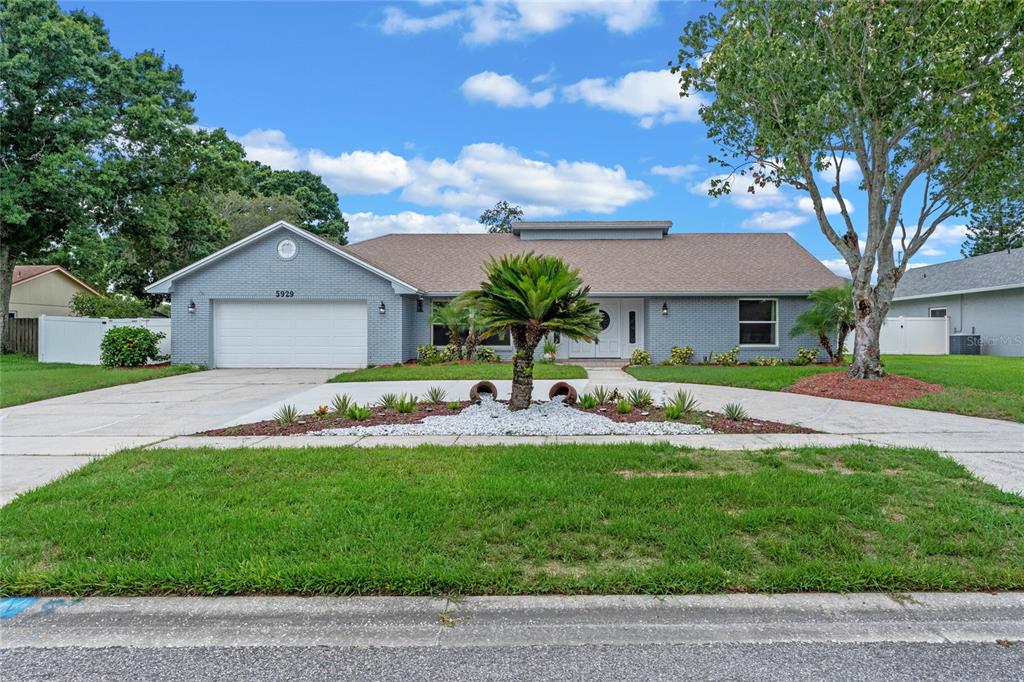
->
212;300;368;369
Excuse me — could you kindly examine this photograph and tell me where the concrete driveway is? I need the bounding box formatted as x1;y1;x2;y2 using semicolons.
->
0;369;336;504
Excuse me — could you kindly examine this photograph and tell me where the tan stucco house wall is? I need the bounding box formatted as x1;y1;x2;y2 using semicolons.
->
10;269;98;318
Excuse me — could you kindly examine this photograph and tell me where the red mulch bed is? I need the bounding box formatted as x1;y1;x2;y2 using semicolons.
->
203;402;471;436
785;371;942;406
578;406;815;434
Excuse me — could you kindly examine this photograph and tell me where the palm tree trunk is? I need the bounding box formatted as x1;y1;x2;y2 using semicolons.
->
817;333;835;363
509;327;541;410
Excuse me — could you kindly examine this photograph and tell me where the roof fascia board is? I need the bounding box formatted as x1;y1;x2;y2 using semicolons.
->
14;267;102;296
893;282;1024;301
144;221;421;295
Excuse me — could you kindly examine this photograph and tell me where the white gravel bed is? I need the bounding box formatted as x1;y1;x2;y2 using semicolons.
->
313;397;712;437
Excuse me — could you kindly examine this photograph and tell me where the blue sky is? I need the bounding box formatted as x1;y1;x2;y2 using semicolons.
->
66;1;967;272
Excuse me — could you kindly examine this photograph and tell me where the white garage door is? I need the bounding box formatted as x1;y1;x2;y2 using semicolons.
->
213;300;367;368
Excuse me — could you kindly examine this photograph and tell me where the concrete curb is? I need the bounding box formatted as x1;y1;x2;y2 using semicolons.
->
3;593;1022;649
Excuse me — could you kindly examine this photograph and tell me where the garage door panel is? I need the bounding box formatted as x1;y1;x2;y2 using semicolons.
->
213;300;367;368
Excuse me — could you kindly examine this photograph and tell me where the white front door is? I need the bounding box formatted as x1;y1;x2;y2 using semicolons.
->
213;299;368;368
569;299;622;358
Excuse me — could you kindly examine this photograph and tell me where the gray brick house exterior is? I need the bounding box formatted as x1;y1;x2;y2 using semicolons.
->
147;220;841;368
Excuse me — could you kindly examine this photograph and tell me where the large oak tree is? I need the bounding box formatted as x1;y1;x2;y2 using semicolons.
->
673;0;1023;377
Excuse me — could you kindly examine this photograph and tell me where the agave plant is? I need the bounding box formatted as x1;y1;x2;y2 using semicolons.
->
424;385;447;404
625;387;654;408
345;404;372;421
723;402;749;421
590;385;610;404
376;393;400;410
395;394;418;414
669;389;700;416
274;404;298;426
579;393;598;409
331;393;353;415
469;253;602;410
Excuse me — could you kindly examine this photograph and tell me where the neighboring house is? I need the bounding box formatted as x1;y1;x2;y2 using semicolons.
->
9;265;101;318
145;220;841;368
888;248;1024;357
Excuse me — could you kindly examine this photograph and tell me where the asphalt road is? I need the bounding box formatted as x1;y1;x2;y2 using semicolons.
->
3;642;1023;681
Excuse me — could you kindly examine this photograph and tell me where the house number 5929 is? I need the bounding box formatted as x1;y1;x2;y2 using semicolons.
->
275;290;295;298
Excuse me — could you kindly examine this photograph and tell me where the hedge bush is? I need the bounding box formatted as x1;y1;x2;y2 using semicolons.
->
100;326;165;367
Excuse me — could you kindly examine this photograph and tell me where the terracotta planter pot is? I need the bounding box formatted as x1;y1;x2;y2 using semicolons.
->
469;380;499;402
547;381;577;404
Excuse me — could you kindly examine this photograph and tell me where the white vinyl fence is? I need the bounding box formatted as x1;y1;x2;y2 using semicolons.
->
844;316;950;355
38;315;171;364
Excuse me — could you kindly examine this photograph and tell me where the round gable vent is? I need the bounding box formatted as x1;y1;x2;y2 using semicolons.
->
277;238;298;260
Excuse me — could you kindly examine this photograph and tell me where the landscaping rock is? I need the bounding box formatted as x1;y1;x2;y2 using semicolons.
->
315;397;712;437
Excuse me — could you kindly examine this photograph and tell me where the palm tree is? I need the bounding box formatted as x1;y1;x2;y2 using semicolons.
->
429;301;466;359
790;284;856;363
472;253;602;410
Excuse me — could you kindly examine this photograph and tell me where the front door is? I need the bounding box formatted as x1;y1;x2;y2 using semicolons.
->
569;299;621;358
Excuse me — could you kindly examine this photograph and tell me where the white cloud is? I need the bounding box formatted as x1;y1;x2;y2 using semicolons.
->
740;211;808;232
796;196;854;216
650;164;701;182
563;70;704;127
381;1;656;44
918;246;945;257
688;174;790;209
817;158;861;185
820;258;850;276
401;142;652;215
461;71;554;108
927;223;969;245
344;211;482;242
233;129;651;216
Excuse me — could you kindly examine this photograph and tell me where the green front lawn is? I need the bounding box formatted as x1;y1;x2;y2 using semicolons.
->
2;444;1021;596
0;354;201;408
330;361;587;383
627;355;1024;422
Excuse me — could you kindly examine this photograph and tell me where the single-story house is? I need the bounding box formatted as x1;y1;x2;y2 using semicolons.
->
888;247;1024;357
9;265;101;318
145;220;841;368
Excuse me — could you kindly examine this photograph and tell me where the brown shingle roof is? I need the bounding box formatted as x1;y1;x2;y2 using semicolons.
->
343;233;841;294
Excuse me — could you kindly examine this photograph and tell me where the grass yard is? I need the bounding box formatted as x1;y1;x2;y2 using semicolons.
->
330;361;587;383
0;354;201;408
627;355;1024;422
2;444;1021;596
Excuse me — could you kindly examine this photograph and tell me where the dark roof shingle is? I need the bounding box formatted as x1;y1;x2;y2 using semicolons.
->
895;248;1024;299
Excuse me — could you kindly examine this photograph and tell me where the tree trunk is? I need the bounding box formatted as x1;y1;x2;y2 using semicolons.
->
0;244;13;353
817;333;835;363
835;322;852;364
463;334;478;362
508;327;541;410
848;287;886;379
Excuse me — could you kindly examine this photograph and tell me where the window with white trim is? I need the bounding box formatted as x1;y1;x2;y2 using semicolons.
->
739;299;777;346
928;307;947;318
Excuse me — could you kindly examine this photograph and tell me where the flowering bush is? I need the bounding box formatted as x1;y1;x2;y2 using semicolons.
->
712;346;740;366
475;347;500;363
438;342;462;363
752;355;782;367
99;326;165;367
629;349;651;366
416;344;439;365
791;347;820;366
668;345;694;365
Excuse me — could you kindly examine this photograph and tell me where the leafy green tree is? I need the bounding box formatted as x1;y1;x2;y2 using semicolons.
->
251;166;348;243
479;201;524;234
213;191;306;243
70;292;153;318
471;253;601;410
790;285;855;363
961;199;1024;257
674;0;1024;378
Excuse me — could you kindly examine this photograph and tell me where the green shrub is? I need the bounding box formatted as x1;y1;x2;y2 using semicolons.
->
752;355;783;367
791;347;820;366
331;393;352;415
345;404;372;421
625;387;654;408
669;389;700;416
629;349;651;366
712;346;740;366
590;385;610;404
71;291;153;319
439;342;462;363
446;401;462;410
475;347;500;363
424;386;447;404
723;402;748;421
663;403;683;420
274;404;298;426
669;345;694;365
99;326;165;367
616;399;634;414
417;344;439;365
376;392;399;409
395;394;418;414
579;393;598;409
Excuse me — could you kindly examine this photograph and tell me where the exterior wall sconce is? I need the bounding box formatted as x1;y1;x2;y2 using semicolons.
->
188;300;196;314
378;301;386;315
661;302;669;316
416;295;424;313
